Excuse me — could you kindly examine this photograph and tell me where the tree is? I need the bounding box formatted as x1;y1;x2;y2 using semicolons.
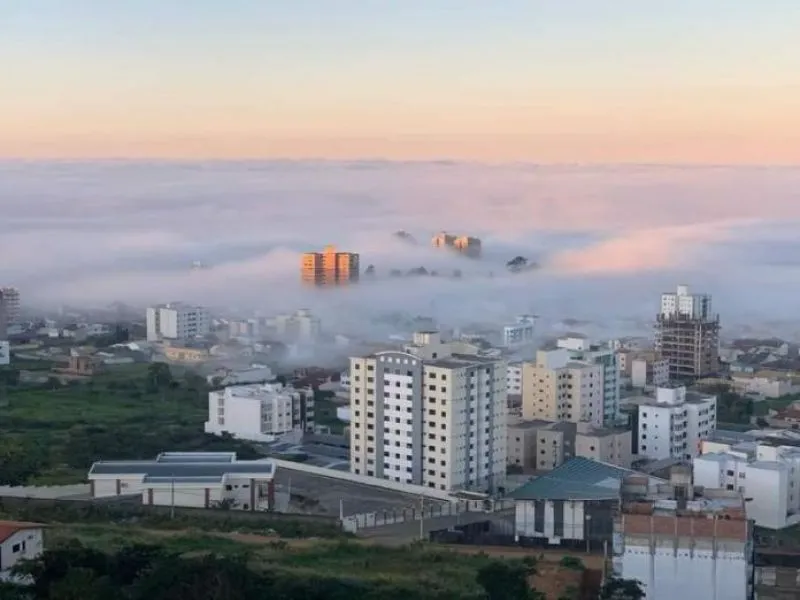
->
599;577;645;600
0;437;47;485
365;264;376;276
146;362;173;393
476;560;543;600
506;256;528;272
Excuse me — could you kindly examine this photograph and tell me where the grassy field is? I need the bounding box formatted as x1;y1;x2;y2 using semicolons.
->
45;524;522;593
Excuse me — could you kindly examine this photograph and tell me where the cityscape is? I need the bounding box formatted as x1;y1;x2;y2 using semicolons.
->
3;2;800;600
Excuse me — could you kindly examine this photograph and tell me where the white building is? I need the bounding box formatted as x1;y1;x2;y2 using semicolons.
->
630;355;670;389
205;382;313;442
628;384;717;461
272;309;321;344
88;452;276;511
0;341;8;366
147;302;210;342
614;467;753;600
502;315;536;348
660;284;713;320
506;362;522;395
0;521;43;580
694;440;800;529
206;365;274;387
349;331;507;493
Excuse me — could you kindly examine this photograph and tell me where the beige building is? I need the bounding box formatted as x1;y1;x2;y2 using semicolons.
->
619;349;670;388
431;231;482;258
507;419;631;472
301;245;359;286
521;349;603;426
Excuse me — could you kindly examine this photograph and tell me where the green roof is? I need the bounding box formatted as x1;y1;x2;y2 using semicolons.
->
507;457;638;501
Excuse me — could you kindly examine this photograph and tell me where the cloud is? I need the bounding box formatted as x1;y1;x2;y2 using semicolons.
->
2;160;800;338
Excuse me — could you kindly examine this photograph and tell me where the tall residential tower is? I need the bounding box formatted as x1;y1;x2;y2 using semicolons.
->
301;245;359;286
348;332;507;493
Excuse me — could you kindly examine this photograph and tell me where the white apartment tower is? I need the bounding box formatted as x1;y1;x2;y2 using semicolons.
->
146;302;210;342
521;348;604;427
349;332;507;493
272;309;321;344
633;384;717;461
655;284;720;380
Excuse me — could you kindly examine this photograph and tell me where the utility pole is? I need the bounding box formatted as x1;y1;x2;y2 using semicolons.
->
419;495;425;542
170;474;175;519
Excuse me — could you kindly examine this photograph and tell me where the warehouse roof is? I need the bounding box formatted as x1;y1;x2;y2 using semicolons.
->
507;457;651;501
88;452;274;482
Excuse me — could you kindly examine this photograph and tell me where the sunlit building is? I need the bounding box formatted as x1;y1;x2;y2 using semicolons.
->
301;245;359;286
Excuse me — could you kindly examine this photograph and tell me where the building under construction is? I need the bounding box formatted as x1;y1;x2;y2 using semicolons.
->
655;284;720;381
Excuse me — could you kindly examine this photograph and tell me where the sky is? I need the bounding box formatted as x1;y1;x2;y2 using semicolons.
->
3;1;800;162
3;161;800;341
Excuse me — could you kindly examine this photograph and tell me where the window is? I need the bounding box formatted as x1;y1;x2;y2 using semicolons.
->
12;543;21;553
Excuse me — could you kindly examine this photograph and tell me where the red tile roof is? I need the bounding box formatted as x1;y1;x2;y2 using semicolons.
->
0;520;44;544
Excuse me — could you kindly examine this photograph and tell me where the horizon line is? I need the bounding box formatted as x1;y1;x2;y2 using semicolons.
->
1;157;799;169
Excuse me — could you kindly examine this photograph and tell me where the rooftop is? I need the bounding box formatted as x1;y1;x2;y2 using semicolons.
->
0;520;44;544
88;452;274;483
507;457;658;502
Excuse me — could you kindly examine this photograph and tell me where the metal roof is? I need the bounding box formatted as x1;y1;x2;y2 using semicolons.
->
507;457;643;502
143;475;224;484
156;452;236;464
89;455;274;480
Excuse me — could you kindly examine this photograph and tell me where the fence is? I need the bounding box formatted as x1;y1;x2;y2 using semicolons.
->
341;498;515;533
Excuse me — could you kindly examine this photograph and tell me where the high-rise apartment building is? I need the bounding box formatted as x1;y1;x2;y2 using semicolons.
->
348;331;507;493
431;232;481;258
146;302;210;342
655;284;720;380
272;309;321;343
0;287;20;325
520;348;604;427
301;245;359;286
0;290;7;340
556;336;621;426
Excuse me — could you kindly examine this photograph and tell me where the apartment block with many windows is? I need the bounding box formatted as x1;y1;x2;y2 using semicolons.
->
521;348;604;427
349;335;507;493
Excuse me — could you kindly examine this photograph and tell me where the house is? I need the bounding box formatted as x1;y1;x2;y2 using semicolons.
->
87;452;276;511
0;521;44;580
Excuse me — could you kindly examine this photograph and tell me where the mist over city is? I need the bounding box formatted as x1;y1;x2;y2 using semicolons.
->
2;160;800;341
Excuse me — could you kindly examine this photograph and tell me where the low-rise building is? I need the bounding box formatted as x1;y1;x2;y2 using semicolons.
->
622;384;717;461
507;420;632;471
205;382;314;442
88;452;276;511
508;457;664;548
206;365;274;387
614;466;753;600
694;439;800;529
0;520;44;580
731;372;800;398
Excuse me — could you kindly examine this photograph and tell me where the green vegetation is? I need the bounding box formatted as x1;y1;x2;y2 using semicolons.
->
558;556;584;571
0;500;345;540
696;382;800;426
0;362;259;486
5;537;545;600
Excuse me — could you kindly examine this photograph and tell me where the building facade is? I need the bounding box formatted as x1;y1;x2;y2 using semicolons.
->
506;362;523;395
88;452;276;511
146;302;210;342
507;419;632;471
655;284;721;380
557;336;621;426
0;287;20;325
521;349;604;427
694;440;800;530
301;245;359;286
349;334;507;493
625;384;717;461
272;309;321;343
614;467;754;600
0;521;44;579
502;315;536;348
205;382;313;442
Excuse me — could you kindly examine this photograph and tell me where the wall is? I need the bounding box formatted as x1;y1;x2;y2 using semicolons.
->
0;528;43;573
